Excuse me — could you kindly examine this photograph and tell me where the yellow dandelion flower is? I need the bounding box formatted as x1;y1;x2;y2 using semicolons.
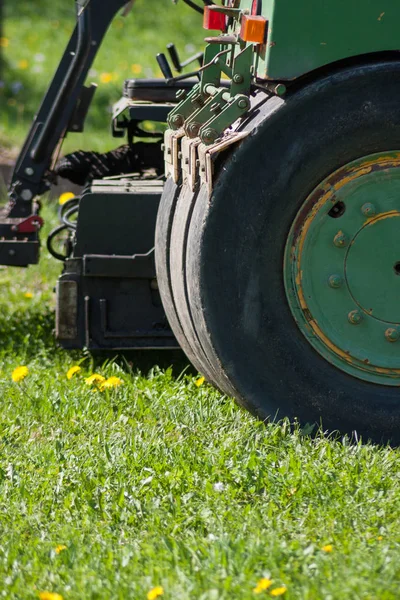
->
100;72;113;84
38;593;64;600
270;587;287;597
195;376;205;387
85;374;106;386
322;544;333;553
131;63;142;75
12;366;29;382
0;37;9;48
147;586;164;600
67;366;81;380
99;376;123;391
24;292;34;299
253;578;273;594
17;59;29;70
55;544;67;554
59;192;76;206
377;535;383;541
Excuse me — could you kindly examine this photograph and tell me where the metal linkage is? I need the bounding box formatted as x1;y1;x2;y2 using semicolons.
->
167;41;253;146
3;0;130;266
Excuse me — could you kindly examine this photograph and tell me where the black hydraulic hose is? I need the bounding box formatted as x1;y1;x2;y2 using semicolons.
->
30;5;91;162
47;225;70;262
61;205;79;230
58;197;79;220
182;0;203;14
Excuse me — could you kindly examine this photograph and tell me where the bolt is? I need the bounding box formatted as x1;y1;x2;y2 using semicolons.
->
171;114;184;128
202;128;219;144
328;274;343;289
233;73;244;84
361;203;376;218
21;189;33;202
8;249;15;256
348;310;363;325
237;96;250;110
274;83;287;96
24;167;34;176
176;89;187;100
187;122;201;138
333;231;348;248
385;328;400;342
210;102;221;114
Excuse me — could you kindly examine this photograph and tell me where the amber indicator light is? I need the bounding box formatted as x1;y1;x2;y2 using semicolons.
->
240;14;267;44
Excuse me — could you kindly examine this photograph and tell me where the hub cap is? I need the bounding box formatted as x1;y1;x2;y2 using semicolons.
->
284;152;400;385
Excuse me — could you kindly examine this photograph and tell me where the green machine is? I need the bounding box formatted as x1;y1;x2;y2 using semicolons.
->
5;0;400;442
156;0;400;443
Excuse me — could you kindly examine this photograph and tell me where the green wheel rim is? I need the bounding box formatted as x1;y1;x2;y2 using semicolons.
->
284;152;400;385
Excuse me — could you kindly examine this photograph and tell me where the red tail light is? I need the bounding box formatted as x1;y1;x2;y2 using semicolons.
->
203;6;226;31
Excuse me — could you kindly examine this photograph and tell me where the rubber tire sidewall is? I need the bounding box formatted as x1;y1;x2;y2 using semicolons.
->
187;61;400;443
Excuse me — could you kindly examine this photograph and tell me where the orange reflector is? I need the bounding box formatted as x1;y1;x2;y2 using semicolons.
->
203;6;226;31
240;14;267;44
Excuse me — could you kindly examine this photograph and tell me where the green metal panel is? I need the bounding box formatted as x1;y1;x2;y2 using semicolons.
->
238;0;400;80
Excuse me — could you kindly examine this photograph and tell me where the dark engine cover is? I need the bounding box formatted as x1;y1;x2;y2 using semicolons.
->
56;177;178;350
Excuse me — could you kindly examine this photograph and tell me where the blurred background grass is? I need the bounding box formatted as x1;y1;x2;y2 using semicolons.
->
0;0;203;154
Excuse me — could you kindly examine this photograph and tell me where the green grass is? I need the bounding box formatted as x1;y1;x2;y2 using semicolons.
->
0;205;400;599
0;0;204;152
2;3;400;599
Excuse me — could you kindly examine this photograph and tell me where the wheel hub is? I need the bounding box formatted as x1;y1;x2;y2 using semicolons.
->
285;152;400;384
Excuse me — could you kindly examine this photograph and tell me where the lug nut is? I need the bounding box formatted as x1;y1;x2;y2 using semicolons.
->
348;310;363;325
333;231;348;248
328;274;343;288
361;203;376;218
385;328;400;342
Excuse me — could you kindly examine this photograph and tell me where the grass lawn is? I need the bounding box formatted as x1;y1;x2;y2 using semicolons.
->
0;212;399;600
1;2;400;599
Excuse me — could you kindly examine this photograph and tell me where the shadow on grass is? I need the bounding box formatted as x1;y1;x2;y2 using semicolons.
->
91;348;195;379
0;305;194;377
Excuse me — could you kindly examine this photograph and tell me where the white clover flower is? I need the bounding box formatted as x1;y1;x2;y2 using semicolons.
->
213;482;225;492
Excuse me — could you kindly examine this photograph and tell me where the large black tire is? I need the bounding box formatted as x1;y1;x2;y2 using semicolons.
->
162;61;400;443
155;177;235;394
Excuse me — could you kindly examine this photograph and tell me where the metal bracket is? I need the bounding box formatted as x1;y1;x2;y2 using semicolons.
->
181;136;201;192
164;128;185;183
198;131;250;196
199;93;250;145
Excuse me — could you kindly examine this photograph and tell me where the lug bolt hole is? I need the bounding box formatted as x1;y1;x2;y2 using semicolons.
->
328;201;346;219
394;262;400;275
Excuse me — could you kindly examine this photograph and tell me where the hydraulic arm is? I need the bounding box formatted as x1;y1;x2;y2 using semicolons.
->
2;0;130;267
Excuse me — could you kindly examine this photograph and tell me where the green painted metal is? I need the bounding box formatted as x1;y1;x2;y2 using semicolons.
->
284;152;400;385
169;40;253;144
232;0;400;80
